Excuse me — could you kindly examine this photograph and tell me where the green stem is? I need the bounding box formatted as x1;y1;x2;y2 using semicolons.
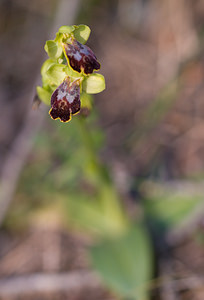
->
75;116;108;181
75;116;129;235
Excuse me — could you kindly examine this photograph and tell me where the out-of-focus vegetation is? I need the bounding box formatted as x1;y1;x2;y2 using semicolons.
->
9;113;153;300
1;0;204;300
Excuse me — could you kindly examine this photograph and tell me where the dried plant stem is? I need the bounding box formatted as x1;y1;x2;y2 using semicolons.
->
0;0;81;226
0;271;102;296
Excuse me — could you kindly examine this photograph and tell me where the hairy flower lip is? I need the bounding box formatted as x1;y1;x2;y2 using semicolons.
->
49;77;81;123
63;39;100;75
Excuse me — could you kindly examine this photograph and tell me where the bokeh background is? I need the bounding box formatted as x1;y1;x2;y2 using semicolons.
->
1;0;204;299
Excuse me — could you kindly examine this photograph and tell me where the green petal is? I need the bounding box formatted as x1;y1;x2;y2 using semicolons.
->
58;25;75;34
46;63;67;86
36;86;52;106
44;40;62;59
73;24;91;44
82;73;105;94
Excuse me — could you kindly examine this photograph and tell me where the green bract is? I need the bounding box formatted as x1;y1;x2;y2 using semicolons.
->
37;24;105;122
80;92;93;109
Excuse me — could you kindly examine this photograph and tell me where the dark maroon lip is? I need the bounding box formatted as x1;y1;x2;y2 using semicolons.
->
63;39;100;75
49;78;81;122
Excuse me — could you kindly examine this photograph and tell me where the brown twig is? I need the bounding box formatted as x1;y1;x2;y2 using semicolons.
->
0;271;102;296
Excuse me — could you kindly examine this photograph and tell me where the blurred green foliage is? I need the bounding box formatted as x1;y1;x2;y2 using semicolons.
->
6;100;204;300
2;0;204;299
91;225;153;300
143;180;204;231
5;111;151;300
9;104;203;300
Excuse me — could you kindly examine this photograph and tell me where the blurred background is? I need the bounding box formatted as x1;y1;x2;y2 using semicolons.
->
1;0;204;299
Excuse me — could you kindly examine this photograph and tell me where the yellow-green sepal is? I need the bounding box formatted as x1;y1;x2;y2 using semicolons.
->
44;40;63;59
46;63;67;86
58;25;75;34
41;59;56;77
57;25;90;44
82;73;105;94
73;24;91;44
36;86;52;106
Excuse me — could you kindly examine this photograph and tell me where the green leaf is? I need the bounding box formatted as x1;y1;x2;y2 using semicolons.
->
143;181;204;230
46;63;67;86
36;86;52;106
64;187;127;238
44;40;62;59
82;73;105;94
90;225;153;300
58;25;75;34
65;193;113;235
73;24;91;44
